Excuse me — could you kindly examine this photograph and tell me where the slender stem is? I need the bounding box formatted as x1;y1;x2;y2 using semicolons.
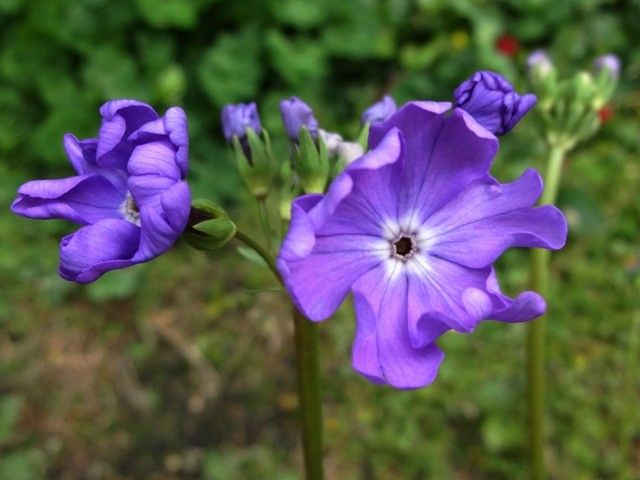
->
527;144;566;480
235;229;281;282
293;308;324;480
257;197;274;253
234;229;324;479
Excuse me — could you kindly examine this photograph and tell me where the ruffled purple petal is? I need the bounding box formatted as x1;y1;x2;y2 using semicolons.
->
486;269;547;322
407;256;494;344
369;103;498;222
134;181;190;261
278;196;386;321
63;134;98;174
97;100;159;170
127;140;182;181
351;263;445;389
12;174;126;225
425;169;568;269
58;219;140;283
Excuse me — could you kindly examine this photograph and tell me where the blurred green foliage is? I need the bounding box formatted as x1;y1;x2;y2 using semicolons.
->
1;0;639;479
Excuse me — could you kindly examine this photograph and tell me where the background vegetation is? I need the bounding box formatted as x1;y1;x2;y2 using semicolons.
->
1;0;639;478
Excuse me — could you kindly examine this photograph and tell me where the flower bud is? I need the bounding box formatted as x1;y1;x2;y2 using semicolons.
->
454;70;537;135
527;50;554;78
593;54;621;79
183;200;236;251
361;95;397;124
279;97;319;141
221;102;261;143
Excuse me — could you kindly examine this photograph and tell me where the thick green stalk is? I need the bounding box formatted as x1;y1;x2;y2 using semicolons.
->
234;229;324;480
527;145;566;480
293;308;324;480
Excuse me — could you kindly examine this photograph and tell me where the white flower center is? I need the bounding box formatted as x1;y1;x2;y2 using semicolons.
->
120;192;141;226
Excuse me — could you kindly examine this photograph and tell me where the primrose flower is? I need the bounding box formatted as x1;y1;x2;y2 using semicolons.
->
454;71;537;135
278;102;567;389
12;99;190;283
221;102;262;143
593;54;621;79
280;96;319;141
362;95;397;124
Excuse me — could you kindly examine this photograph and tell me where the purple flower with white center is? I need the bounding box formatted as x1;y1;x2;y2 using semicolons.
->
280;96;319;141
593;54;621;79
454;70;537;135
277;101;567;389
362;95;397;124
221;102;261;143
11;99;190;283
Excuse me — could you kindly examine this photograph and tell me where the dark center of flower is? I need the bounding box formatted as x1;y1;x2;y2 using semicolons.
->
393;236;414;258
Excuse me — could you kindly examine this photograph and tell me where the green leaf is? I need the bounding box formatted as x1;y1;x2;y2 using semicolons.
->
136;0;205;29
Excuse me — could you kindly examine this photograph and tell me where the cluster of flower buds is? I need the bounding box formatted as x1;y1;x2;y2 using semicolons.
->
526;50;620;149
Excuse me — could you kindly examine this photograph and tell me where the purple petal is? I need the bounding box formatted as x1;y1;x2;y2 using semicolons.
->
370;103;498;222
486;269;547;322
12;174;126;225
351;264;445;389
135;181;190;261
58;219;140;283
407;256;494;344
63;134;98;174
97;100;159;170
127;140;182;180
426;169;568;269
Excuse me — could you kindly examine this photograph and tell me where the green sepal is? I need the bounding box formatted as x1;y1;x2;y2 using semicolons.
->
357;123;370;149
232;128;273;199
297;127;329;193
182;199;237;250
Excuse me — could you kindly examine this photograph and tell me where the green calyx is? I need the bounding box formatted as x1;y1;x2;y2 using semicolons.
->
233;128;274;199
295;127;330;194
182;199;237;250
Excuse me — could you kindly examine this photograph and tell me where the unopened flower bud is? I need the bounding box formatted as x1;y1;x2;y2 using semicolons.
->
221;102;261;143
280;97;319;141
361;95;397;124
527;50;553;77
593;54;621;79
454;70;537;135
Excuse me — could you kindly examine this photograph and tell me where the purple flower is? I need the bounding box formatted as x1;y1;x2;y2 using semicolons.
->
362;95;397;124
277;102;567;389
221;102;261;143
593;54;621;79
280;96;319;141
454;71;537;135
11;99;190;283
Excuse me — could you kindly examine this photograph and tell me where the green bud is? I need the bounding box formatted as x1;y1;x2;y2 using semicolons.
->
182;199;236;250
233;129;274;199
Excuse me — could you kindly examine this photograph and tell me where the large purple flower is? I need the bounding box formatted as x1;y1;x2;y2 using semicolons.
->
277;102;567;389
11;99;190;283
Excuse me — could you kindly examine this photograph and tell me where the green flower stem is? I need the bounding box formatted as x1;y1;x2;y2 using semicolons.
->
527;144;567;480
293;307;324;480
257;197;274;253
234;229;324;480
235;229;281;281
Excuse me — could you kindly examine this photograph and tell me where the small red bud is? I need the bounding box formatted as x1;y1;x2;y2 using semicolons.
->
495;34;519;57
598;105;614;124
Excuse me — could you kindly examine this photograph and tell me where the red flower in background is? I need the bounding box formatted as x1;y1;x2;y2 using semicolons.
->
496;34;519;57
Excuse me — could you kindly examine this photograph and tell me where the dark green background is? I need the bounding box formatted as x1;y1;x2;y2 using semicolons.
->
1;0;638;478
